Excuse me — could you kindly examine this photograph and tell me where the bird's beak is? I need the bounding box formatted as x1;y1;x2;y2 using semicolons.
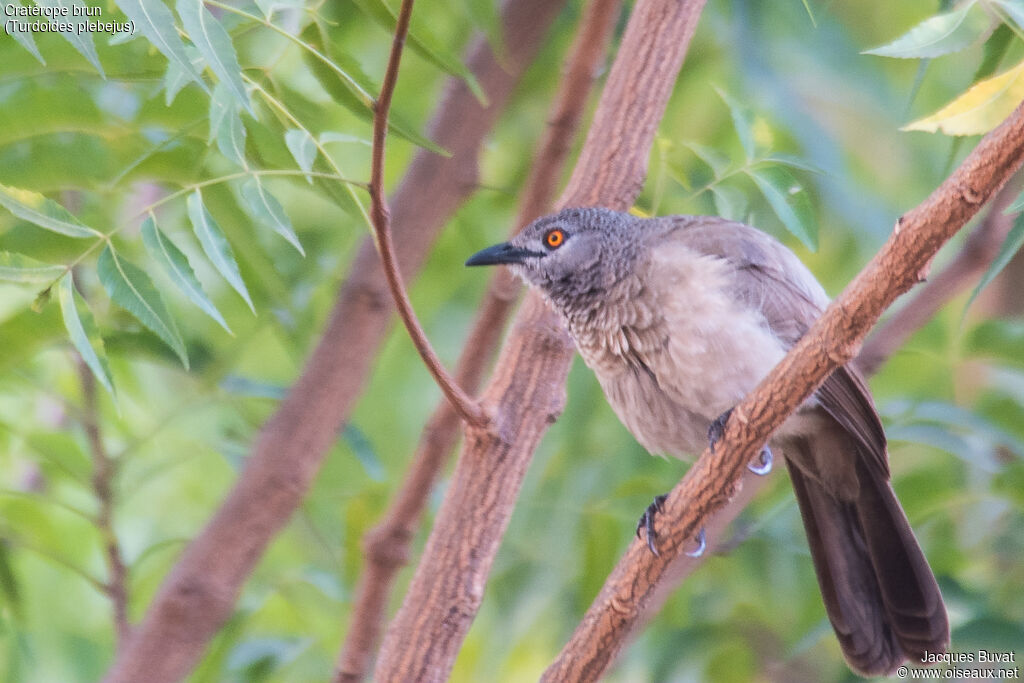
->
465;242;540;267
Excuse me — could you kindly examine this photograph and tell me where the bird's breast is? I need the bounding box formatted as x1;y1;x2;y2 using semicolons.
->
565;255;788;459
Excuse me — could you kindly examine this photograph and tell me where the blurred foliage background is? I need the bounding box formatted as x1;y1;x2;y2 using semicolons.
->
1;0;1023;681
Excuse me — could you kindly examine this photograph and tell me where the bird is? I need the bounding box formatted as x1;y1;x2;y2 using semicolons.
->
465;206;949;677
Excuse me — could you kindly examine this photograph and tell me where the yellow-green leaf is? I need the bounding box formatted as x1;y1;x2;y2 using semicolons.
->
0;253;65;284
0;184;100;238
903;60;1024;135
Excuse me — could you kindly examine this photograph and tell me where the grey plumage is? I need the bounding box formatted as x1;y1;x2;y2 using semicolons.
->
466;207;949;676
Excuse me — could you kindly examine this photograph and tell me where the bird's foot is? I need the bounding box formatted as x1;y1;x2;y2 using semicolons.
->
748;445;773;475
636;495;708;558
685;527;707;558
636;494;667;556
707;408;734;452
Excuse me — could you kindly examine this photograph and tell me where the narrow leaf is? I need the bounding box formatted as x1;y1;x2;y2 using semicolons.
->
98;246;188;368
6;18;45;63
863;2;989;59
0;253;65;284
186;191;254;312
163;45;204;106
215;101;247;167
974;23;1013;83
284;129;316;181
207;82;234;144
140;216;231;333
0;183;99;238
112;0;206;92
57;274;115;396
176;0;252;113
710;185;747;222
350;0;486;103
993;0;1024;32
239;179;303;254
716;88;755;161
300;23;447;155
748;167;817;250
965;214;1024;312
33;0;106;77
903;60;1024;135
685;142;731;178
320;131;371;146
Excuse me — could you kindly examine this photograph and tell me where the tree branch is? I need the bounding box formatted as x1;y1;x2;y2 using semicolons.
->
368;0;488;428
332;1;620;679
540;102;1024;682
101;1;566;680
76;355;130;650
374;1;709;680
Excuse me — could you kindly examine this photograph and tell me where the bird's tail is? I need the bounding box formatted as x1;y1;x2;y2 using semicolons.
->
785;456;949;676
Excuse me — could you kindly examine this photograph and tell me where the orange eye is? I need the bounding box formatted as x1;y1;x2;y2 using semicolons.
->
544;229;565;249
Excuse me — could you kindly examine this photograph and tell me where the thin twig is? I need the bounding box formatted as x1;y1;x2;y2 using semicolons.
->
368;0;488;429
75;355;131;649
333;1;620;679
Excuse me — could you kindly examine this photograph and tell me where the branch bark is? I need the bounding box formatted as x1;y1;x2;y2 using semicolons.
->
333;1;620;679
101;2;565;680
374;1;709;680
76;355;130;650
540;102;1024;682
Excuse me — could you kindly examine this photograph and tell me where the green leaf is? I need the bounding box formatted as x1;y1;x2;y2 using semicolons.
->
299;23;447;155
0;253;65;284
716;88;755;161
33;0;106;77
993;0;1024;32
186;191;254;312
974;23;1013;83
964;213;1024;312
215;98;247;168
239;179;303;255
319;131;371;147
747;167;817;250
57;274;115;396
685;142;731;178
350;0;486;104
140;216;231;333
284;129;316;181
710;185;747;222
6;19;45;64
112;0;207;92
97;246;188;368
0;183;100;238
163;45;204;106
176;0;252;113
863;2;989;59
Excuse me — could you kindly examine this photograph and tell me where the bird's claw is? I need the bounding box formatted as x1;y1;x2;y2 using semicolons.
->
747;445;773;475
636;494;667;556
707;408;734;452
685;527;707;558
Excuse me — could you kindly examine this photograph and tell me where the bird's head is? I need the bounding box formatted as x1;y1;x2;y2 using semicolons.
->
465;207;640;309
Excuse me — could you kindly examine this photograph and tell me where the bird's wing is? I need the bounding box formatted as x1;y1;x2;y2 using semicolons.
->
659;216;888;478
